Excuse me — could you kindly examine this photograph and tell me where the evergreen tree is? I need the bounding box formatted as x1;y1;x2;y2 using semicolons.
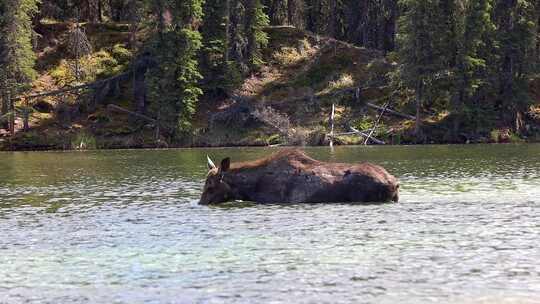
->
245;0;269;67
200;0;230;92
0;0;38;133
493;0;537;132
146;0;204;137
450;0;494;138
396;0;443;138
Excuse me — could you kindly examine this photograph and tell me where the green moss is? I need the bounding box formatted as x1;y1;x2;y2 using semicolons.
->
508;133;525;143
111;44;133;64
266;133;283;145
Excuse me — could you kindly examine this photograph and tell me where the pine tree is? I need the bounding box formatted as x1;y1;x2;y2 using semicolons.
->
0;0;38;133
245;0;269;67
200;0;230;92
493;0;537;133
450;0;494;138
341;0;397;52
146;0;205;137
396;0;444;139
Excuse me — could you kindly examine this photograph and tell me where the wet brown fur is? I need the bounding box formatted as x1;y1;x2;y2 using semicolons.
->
200;149;399;204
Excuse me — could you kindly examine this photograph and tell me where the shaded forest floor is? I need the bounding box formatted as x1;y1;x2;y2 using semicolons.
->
1;23;540;151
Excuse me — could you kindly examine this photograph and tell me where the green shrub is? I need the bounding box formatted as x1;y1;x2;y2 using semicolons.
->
111;44;133;65
71;132;97;150
51;47;132;87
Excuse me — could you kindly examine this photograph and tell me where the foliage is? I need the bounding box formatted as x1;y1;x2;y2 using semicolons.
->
2;0;540;147
50;47;132;86
395;0;539;138
0;0;38;95
146;0;205;137
71;131;97;150
272;46;306;66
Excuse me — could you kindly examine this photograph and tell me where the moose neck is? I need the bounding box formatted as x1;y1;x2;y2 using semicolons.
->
223;167;262;202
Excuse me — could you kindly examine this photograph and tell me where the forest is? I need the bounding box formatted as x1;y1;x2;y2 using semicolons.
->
1;0;539;150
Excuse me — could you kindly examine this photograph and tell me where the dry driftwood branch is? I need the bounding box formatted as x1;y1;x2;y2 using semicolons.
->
364;101;390;145
365;102;415;120
106;104;156;123
329;103;335;147
326;127;386;145
349;126;385;145
106;104;173;135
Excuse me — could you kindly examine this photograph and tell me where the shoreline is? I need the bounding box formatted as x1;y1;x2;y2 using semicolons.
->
1;139;538;152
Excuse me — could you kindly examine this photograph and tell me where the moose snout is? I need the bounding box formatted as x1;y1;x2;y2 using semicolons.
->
391;183;400;202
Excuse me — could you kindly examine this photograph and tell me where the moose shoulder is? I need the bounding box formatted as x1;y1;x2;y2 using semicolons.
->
200;149;399;205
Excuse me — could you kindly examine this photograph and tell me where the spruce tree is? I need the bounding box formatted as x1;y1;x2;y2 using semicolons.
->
493;0;537;132
146;0;204;137
396;0;443;138
450;0;494;138
0;0;38;133
200;0;230;92
245;0;269;67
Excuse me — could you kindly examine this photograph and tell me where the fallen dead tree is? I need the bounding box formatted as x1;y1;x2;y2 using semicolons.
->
348;126;386;145
13;72;130;101
326;128;386;145
364;101;390;145
326;126;386;145
106;104;172;135
365;102;414;120
106;104;156;123
229;86;415;122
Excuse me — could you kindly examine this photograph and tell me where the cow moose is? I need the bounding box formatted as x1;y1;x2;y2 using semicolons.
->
200;149;399;205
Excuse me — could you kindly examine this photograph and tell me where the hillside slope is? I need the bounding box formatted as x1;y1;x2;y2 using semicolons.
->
1;24;539;150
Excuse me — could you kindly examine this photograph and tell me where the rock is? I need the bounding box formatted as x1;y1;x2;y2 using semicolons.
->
33;100;54;113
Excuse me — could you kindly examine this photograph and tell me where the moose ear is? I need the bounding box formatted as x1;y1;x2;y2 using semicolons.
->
207;155;217;170
220;157;231;172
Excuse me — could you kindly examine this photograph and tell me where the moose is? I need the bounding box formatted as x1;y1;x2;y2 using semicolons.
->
200;149;399;205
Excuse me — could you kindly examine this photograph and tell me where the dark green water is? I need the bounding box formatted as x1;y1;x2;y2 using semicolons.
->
1;145;539;303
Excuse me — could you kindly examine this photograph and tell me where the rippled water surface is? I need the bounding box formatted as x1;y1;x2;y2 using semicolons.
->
1;145;540;303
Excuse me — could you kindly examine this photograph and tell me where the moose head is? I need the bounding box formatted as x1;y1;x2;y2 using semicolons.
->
199;156;234;205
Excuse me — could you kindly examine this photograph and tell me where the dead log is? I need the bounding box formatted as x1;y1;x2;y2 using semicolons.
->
329;103;335;147
349;126;386;145
364;101;390;145
366;102;415;120
107;104;156;123
326;127;386;145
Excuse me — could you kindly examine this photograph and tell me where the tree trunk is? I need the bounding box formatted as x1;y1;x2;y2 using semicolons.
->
499;54;514;125
85;0;92;22
414;80;423;138
8;91;14;135
224;0;230;64
382;0;397;52
23;110;29;131
0;94;7;130
452;64;467;142
329;0;339;38
98;0;103;22
245;0;256;64
109;0;115;20
287;0;295;26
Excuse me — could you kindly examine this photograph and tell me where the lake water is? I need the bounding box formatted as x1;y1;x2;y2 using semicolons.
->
1;145;539;303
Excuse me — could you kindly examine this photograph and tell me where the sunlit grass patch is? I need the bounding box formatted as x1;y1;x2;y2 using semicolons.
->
319;73;355;95
272;47;307;67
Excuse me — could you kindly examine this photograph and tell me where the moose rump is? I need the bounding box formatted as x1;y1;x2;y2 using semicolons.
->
200;149;399;205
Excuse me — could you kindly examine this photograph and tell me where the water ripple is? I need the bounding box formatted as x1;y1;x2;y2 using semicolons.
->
1;145;539;303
